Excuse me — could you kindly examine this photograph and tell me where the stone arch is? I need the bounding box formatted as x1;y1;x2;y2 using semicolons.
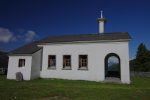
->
104;53;121;78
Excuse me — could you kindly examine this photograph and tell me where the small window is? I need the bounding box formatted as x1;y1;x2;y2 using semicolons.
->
48;55;56;69
79;55;88;70
18;59;25;67
63;55;71;69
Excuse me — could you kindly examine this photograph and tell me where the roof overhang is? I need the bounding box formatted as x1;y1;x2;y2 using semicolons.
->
8;54;33;56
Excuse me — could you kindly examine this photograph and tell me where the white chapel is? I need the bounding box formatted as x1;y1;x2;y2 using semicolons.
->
7;11;131;84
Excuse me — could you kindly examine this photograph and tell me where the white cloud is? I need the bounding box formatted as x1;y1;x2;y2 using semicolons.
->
25;30;37;42
108;56;119;65
0;27;38;43
0;27;16;43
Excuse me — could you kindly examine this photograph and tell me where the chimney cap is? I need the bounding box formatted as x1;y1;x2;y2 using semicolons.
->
98;10;106;22
98;18;106;22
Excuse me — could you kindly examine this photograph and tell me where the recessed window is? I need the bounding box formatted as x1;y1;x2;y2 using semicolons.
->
18;59;25;67
79;55;88;70
48;55;56;69
63;55;71;70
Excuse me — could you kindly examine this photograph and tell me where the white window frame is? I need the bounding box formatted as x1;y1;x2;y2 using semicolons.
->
79;55;88;70
18;59;25;67
63;55;71;70
48;55;56;69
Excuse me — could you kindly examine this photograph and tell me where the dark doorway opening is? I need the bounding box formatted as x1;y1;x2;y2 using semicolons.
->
105;53;120;78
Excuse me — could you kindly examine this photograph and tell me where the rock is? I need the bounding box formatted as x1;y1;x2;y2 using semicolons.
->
16;72;23;81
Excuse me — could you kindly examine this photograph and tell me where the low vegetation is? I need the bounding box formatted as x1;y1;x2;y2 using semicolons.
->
0;76;150;100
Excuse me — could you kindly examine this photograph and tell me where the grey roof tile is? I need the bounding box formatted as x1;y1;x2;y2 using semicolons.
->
38;32;131;44
9;32;131;55
9;41;41;55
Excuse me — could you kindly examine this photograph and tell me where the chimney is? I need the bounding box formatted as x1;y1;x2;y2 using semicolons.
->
98;11;106;33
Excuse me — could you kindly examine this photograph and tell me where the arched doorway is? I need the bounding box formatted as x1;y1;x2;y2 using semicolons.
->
105;53;120;78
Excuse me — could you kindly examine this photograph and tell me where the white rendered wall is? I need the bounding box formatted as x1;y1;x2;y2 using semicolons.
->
40;41;130;84
99;22;104;33
31;50;42;79
7;56;32;80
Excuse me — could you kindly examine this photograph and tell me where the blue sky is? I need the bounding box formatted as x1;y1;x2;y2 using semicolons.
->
0;0;150;59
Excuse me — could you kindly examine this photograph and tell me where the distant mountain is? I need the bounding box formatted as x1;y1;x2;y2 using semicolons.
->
0;51;8;68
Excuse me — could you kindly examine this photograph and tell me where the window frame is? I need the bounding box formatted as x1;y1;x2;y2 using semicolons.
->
48;55;56;69
78;55;88;70
63;55;71;70
18;59;25;67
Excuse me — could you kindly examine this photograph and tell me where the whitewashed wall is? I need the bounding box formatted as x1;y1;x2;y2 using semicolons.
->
7;56;32;80
40;41;130;84
31;49;42;79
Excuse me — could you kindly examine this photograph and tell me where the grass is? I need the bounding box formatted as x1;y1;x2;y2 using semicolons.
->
0;76;150;100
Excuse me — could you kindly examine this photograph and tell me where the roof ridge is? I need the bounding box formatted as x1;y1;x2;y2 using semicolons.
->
44;32;128;37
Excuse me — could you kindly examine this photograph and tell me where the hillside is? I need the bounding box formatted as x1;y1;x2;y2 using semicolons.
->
0;51;8;68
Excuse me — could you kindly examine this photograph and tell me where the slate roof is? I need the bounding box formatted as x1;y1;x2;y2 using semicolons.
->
38;32;131;44
9;32;131;55
9;41;41;55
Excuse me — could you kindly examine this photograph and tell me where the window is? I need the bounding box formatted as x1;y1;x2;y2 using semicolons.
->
18;59;25;67
63;55;71;69
48;55;56;69
79;55;88;70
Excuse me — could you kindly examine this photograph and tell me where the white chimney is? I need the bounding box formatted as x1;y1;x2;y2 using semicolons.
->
98;11;106;33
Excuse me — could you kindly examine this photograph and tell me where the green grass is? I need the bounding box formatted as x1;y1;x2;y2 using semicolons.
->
0;76;150;100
